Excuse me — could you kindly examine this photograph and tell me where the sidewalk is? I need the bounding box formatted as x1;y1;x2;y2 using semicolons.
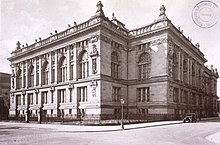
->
0;120;182;132
0;117;218;132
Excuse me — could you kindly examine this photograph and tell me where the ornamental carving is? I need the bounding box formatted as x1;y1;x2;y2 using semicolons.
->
92;59;97;74
90;44;99;57
90;80;98;97
150;38;167;46
90;35;99;43
167;45;174;77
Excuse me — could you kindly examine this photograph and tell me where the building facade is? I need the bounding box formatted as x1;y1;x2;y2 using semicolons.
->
8;2;219;121
0;72;10;118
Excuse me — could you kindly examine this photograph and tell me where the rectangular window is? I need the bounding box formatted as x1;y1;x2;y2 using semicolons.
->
69;109;72;115
112;87;121;102
18;76;22;89
36;93;38;104
45;71;49;85
23;74;26;87
69;89;72;102
30;74;34;87
58;89;66;103
42;91;48;104
36;71;39;86
70;64;74;80
28;93;33;105
23;95;25;105
78;87;87;102
16;95;21;105
137;87;150;102
173;88;179;102
51;91;54;103
137;109;148;115
51;68;55;83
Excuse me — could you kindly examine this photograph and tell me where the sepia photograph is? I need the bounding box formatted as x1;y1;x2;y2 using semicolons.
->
0;0;220;144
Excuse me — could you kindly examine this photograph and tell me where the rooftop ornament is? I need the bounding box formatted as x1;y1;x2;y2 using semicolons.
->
16;41;21;50
95;1;105;16
195;43;200;48
112;12;116;20
158;5;167;20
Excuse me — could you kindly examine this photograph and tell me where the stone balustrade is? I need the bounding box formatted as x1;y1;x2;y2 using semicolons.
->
129;20;168;36
12;17;102;56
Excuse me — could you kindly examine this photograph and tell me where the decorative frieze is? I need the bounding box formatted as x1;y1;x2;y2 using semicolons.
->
150;38;167;46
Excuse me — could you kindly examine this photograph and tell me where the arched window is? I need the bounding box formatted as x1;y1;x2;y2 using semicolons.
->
28;64;34;87
80;51;89;79
42;61;49;85
58;57;67;82
172;52;178;80
138;52;150;80
16;66;22;89
111;51;120;79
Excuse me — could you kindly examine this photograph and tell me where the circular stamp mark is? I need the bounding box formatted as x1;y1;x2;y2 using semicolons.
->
192;1;218;28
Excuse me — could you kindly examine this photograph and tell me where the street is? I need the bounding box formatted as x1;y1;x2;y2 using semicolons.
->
0;118;220;145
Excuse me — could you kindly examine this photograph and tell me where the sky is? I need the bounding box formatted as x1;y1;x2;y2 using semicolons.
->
0;0;220;96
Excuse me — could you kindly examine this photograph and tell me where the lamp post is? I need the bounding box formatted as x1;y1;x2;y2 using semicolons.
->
120;98;125;130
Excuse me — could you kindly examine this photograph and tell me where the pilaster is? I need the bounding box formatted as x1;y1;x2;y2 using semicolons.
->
67;46;70;81
55;50;58;83
34;58;37;86
39;56;42;86
25;61;28;88
73;44;77;80
21;62;24;88
49;52;52;84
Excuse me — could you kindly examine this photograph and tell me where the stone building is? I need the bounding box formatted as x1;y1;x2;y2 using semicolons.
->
8;2;219;121
0;72;10;118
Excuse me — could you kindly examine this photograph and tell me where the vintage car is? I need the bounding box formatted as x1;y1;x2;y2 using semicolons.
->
183;113;197;123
